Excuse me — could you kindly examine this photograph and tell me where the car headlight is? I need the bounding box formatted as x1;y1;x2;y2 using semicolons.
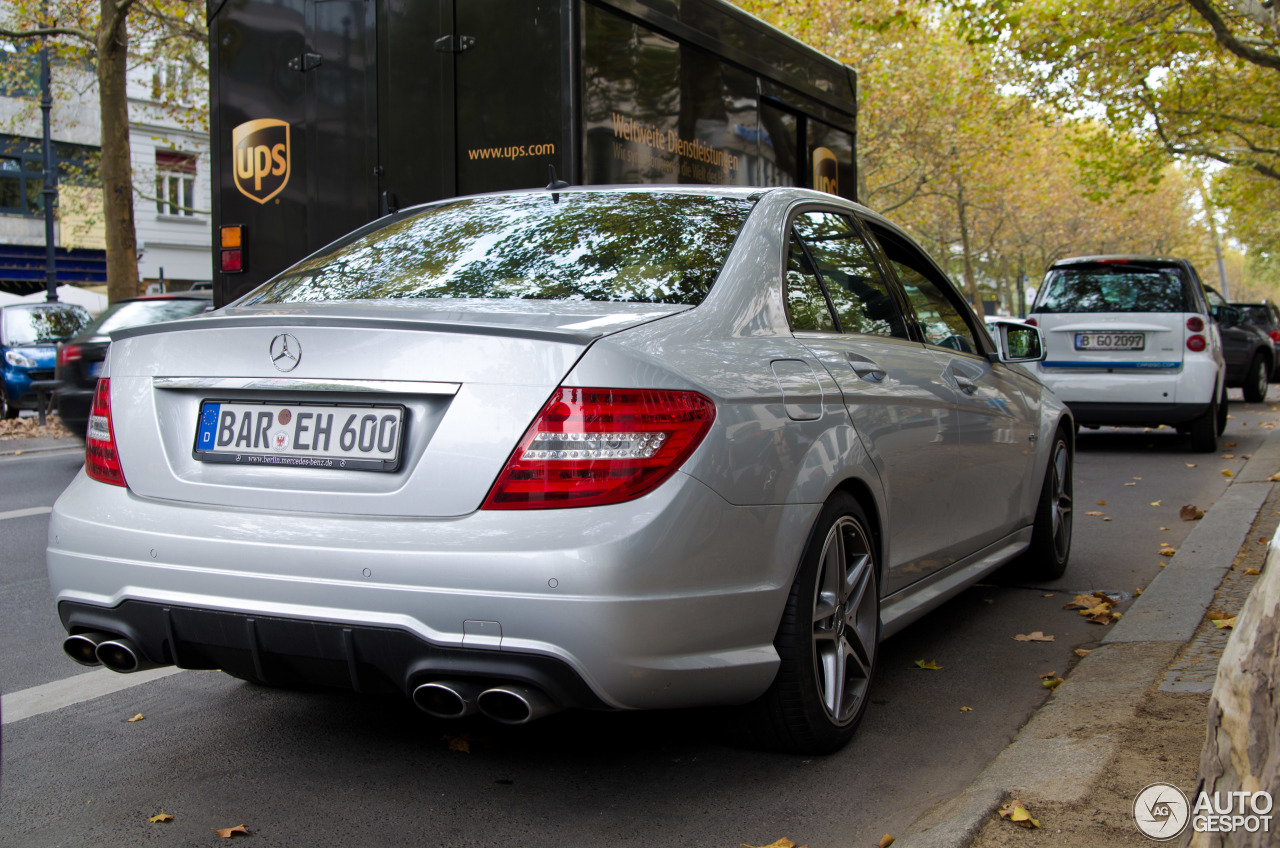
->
4;350;38;368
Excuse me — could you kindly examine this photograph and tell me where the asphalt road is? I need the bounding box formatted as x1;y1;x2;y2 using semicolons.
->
2;391;1276;847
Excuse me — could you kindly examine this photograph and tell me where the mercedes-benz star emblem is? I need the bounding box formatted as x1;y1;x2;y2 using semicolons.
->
269;333;302;372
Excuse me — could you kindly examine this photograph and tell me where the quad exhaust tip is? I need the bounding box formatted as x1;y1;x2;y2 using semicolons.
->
476;685;560;725
63;631;113;667
412;680;483;719
411;680;561;725
95;637;161;673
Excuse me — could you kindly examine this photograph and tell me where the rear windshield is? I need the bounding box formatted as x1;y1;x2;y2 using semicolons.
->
243;192;756;307
1238;305;1276;326
2;304;91;345
1036;265;1195;314
90;298;211;336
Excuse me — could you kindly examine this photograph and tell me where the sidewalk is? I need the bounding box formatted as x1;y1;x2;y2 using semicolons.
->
0;414;83;456
893;424;1280;848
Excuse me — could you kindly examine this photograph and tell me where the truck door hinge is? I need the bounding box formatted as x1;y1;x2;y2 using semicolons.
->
288;52;323;72
433;35;476;53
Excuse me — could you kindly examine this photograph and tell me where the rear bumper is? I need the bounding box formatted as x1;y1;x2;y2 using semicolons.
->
1065;401;1210;427
48;470;817;710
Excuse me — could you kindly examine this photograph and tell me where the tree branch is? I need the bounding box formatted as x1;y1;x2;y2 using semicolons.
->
0;25;95;44
1183;0;1280;70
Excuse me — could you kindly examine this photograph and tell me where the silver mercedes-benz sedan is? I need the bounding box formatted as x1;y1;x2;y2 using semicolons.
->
49;186;1072;753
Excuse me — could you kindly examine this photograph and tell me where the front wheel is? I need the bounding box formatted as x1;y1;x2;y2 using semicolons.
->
743;494;880;754
1007;429;1072;582
1244;354;1269;403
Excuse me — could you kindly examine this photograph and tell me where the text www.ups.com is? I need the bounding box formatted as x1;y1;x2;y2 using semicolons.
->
467;143;557;161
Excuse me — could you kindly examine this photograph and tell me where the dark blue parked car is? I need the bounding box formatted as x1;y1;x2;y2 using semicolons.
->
1;302;92;419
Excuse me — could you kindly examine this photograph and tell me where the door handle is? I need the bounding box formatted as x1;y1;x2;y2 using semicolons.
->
955;377;978;395
846;357;886;382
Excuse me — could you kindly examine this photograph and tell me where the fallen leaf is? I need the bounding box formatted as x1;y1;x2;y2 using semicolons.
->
1074;648;1092;657
1135;587;1144;595
998;799;1042;829
1080;603;1113;618
960;706;973;712
127;713;144;723
148;812;173;824
1206;610;1233;621
1244;568;1261;576
1160;548;1177;557
1223;469;1235;478
1161;526;1171;530
213;825;250;838
1042;593;1055;597
1124;482;1137;486
879;835;895;848
1225;441;1237;447
1014;631;1055;642
1039;670;1058;679
1041;676;1064;690
1085;510;1105;516
442;734;472;753
1221;454;1236;459
914;659;943;670
1096;500;1107;506
1269;472;1280;482
741;840;798;848
1104;517;1112;521
1212;617;1237;629
1259;537;1270;545
1132;476;1142;480
1063;594;1098;610
1149;500;1162;506
1187;463;1198;468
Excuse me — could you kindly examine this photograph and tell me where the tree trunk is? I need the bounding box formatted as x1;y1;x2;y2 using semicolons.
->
97;0;139;304
956;178;984;318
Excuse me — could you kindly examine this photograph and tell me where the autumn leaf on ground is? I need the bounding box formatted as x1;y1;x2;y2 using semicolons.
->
1084;511;1106;517
442;734;472;753
1063;594;1100;610
914;659;943;670
1225;441;1237;447
1074;648;1092;657
1096;500;1107;506
1125;482;1137;486
1042;593;1055;597
1136;587;1144;595
1206;610;1234;623
1014;631;1054;642
1187;463;1198;468
1259;537;1270;545
127;713;144;722
148;811;173;823
1160;548;1177;557
960;706;973;712
1086;610;1119;625
1132;476;1142;480
1244;568;1261;576
1221;454;1236;459
1149;500;1162;506
1041;676;1065;689
213;825;250;838
1212;617;1237;629
1161;526;1172;531
1269;472;1280;482
998;799;1042;828
879;835;895;848
1223;469;1235;478
1080;603;1113;618
741;839;799;848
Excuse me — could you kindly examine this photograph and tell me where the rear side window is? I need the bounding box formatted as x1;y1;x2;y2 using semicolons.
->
1037;265;1194;313
789;211;907;338
243;192;755;307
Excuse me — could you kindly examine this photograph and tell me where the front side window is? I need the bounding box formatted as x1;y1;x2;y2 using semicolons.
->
244;192;755;306
791;211;906;338
865;224;979;354
1037;265;1192;313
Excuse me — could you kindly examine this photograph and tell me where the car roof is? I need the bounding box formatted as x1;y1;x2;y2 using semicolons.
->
116;292;214;302
1048;254;1188;268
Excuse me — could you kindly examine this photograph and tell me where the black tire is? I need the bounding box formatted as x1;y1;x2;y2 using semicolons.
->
742;493;880;754
1217;383;1230;436
0;386;18;420
1016;429;1072;581
1243;354;1269;403
1190;390;1219;453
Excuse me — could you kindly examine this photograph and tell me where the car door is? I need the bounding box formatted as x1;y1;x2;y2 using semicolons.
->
783;208;962;594
860;220;1039;554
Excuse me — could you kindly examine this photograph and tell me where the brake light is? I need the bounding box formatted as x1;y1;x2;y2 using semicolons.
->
57;344;82;366
1187;335;1207;352
1186;316;1205;332
1270;330;1280;343
85;378;127;487
220;226;245;274
1024;317;1038;327
482;387;715;509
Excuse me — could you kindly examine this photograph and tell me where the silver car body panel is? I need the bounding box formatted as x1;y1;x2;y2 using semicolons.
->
49;186;1069;711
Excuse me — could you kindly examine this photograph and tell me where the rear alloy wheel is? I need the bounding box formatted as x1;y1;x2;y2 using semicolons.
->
1016;430;1072;581
1244;354;1269;403
744;494;880;754
0;386;17;419
1190;389;1219;453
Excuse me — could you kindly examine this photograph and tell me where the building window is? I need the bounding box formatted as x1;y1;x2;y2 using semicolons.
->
0;136;97;217
155;150;196;217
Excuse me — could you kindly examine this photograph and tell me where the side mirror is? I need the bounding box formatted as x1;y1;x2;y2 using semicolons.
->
990;320;1044;363
1212;305;1240;328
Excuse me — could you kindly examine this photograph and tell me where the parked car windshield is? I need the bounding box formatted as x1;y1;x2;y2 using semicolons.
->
243;191;756;307
1036;264;1194;313
1238;305;1276;325
90;298;212;337
2;304;91;345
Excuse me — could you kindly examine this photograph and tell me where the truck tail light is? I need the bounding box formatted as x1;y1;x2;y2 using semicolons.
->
1187;335;1207;352
85;378;127;487
482;387;715;510
220;226;245;274
58;344;82;366
1186;316;1205;332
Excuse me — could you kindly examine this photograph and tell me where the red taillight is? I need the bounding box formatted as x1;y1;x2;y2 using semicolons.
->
482;387;716;510
1024;317;1038;327
57;344;82;366
220;249;243;273
85;378;127;487
1269;330;1280;343
1187;335;1207;352
1186;316;1205;333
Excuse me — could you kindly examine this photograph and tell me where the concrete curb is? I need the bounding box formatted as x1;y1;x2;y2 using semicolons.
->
0;437;82;457
890;426;1280;848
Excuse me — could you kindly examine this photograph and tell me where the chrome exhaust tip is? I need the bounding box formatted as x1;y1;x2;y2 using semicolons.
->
95;637;161;673
476;685;560;725
63;631;114;667
412;680;484;719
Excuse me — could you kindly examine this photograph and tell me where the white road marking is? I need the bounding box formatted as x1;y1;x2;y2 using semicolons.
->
0;506;52;521
2;666;185;725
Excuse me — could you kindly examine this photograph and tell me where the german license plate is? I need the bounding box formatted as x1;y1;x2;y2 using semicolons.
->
1075;332;1145;351
193;400;405;472
88;361;103;378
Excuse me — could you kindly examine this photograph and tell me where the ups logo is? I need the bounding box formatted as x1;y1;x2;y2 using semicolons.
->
233;118;291;204
812;146;838;196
